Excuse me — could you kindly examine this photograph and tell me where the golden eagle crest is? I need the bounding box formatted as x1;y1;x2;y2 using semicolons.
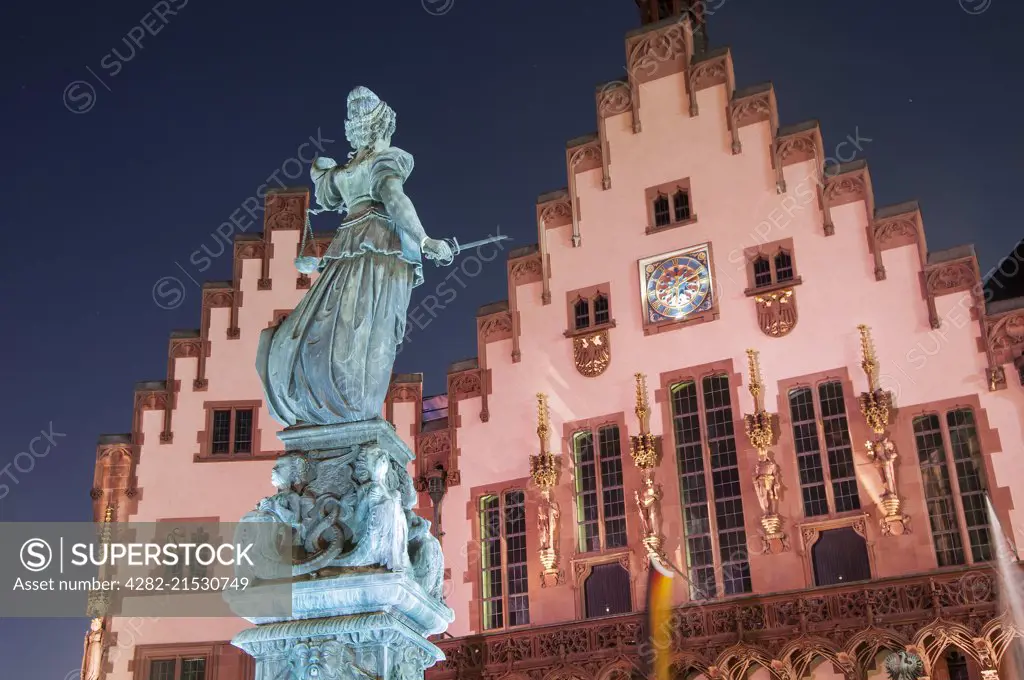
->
573;329;611;377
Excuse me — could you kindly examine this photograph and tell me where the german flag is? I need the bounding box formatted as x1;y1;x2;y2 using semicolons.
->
647;553;674;680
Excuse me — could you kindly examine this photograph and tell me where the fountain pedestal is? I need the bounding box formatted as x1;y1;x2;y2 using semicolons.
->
229;420;453;680
232;571;451;680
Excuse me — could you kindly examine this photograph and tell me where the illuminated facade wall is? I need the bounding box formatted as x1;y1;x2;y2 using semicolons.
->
88;7;1024;680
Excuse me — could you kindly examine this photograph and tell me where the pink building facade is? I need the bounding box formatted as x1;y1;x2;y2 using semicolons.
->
86;3;1024;679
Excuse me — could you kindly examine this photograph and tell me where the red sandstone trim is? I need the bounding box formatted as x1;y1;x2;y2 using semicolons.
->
688;50;734;117
920;255;982;330
728;85;777;156
868;205;927;281
772;123;825;194
821;164;873;238
535;194;570;305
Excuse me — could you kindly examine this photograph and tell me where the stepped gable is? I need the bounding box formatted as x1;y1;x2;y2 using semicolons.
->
92;12;1024;518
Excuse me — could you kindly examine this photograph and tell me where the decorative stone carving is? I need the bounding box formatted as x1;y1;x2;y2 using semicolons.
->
479;312;513;341
985;310;1024;365
596;81;631;118
231;420;453;680
743;350;788;554
510;255;542;283
754;288;797;338
884;651;924;680
572;329;611;377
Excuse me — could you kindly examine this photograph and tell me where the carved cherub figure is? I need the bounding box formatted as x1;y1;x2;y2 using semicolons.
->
407;512;444;600
256;456;312;544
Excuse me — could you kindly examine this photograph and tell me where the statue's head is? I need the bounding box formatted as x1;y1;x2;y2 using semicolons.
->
345;86;396;151
271;455;311;490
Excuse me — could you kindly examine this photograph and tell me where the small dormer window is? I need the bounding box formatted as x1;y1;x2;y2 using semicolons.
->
574;298;590;330
775;250;794;282
593;293;610;325
673;190;691;222
566;286;615;336
653;195;671;227
745;240;801;294
753;257;772;288
645;178;696;234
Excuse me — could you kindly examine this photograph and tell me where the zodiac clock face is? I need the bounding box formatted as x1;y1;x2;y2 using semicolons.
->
640;245;714;324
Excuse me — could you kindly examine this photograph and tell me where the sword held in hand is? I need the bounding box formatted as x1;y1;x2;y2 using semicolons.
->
427;233;512;267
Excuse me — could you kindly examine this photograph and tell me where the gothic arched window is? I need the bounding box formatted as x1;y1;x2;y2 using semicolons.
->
653;194;671;227
774;249;794;282
912;408;993;566
752;257;772;288
573;297;590;330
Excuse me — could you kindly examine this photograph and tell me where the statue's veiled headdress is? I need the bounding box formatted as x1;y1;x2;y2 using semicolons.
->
345;86;396;150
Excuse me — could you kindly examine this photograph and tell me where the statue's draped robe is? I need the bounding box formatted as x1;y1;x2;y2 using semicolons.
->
257;147;422;426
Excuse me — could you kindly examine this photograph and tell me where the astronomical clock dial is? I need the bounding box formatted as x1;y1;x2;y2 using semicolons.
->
639;244;714;324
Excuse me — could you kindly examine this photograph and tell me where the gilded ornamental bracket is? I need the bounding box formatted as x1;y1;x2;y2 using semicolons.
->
858;325;910;536
744;350;789;554
531;393;564;587
630;373;664;563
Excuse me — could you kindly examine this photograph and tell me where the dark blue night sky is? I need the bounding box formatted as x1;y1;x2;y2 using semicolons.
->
1;0;1022;676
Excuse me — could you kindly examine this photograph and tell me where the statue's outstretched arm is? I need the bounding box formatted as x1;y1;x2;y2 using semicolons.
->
378;177;453;264
377;177;428;245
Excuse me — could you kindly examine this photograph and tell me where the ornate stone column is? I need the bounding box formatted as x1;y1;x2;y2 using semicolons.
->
857;325;911;536
744;350;789;554
229;421;453;680
531;393;564;587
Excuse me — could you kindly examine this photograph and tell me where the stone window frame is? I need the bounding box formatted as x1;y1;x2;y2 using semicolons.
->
742;237;803;296
194;400;273;462
645;177;698;235
478;488;531;631
564;283;616;337
562;413;631;556
796;514;876;589
657;359;752;600
466;478;535;634
908;405;996;568
131;642;220;680
570;551;636;620
776;369;870;521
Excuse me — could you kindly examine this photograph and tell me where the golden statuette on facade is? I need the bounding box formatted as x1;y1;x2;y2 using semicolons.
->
628;373;665;562
857;325;909;536
531;393;563;586
743;349;788;553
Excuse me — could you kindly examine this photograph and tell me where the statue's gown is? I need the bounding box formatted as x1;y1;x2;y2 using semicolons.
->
256;148;422;426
